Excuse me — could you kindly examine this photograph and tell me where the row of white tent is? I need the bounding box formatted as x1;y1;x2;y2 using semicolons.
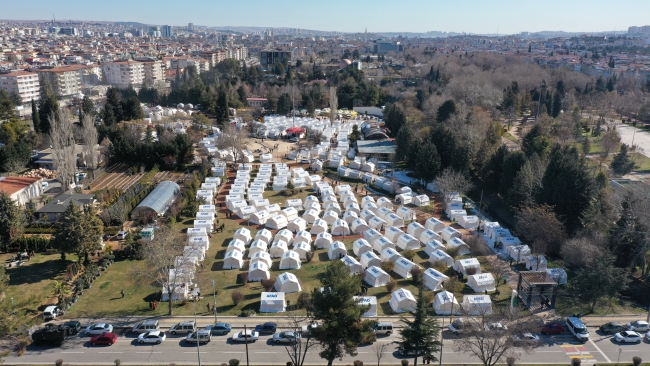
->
162;227;213;301
389;288;492;315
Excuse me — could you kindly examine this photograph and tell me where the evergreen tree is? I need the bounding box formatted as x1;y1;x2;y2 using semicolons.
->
610;143;635;177
216;90;230;124
608;57;615;69
266;93;277;112
480;145;510;191
0;192;26;252
395;127;415;162
415;142;441;183
55;203;103;264
595;76;606;92
236;86;247;105
551;92;562;118
606;77;615;92
426;66;436;82
499;151;527;198
436;100;457;123
521;124;545;157
384;104;406;135
569;254;628;312
31;99;40;132
396;282;441;366
277;93;292;115
38;92;59;133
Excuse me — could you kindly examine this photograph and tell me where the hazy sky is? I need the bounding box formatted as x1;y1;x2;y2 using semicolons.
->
3;0;648;34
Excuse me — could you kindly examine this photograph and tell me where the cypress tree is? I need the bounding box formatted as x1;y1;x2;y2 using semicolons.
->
31;99;40;132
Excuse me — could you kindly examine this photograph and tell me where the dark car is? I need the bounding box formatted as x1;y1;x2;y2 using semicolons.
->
102;234;112;241
541;322;565;335
90;333;118;346
398;344;427;356
205;322;232;335
32;324;70;346
254;322;277;334
62;321;82;335
600;322;625;335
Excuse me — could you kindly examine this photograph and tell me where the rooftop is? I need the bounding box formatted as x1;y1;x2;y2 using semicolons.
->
36;193;95;214
0;176;42;195
356;139;396;155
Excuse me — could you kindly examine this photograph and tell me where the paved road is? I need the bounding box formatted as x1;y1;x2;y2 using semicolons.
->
617;123;650;158
7;316;650;365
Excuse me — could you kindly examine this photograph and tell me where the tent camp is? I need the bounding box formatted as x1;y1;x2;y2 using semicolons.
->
413;195;430;207
447;237;470;255
458;215;480;230
363;228;382;244
546;268;568;285
341;255;363;275
227;239;246;254
266;204;282;215
425;217;446;233
385;226;405;243
372;236;395;253
305;195;319;205
361;196;376;206
420;230;442;245
303;209;320;224
364;266;390;287
351;219;370;234
237;206;257;220
266;215;288;230
368;216;387;231
343;211;359;225
462;295;493;315
454;258;481;276
441;226;462;242
274;272;302;293
187;227;207;237
362;202;379;213
287;217;307;233
310;219;329;235
325;202;342;216
525;255;548;271
360;251;382;269
377;197;393;210
293;242;312;260
322;210;339;225
331;219;351;236
250;251;272;268
279;250;301;270
406;222;426;239
433;291;461;315
507;245;530;262
281;207;299;222
304;201;322;212
293;230;312;246
449;209;467;222
389;288;417;313
248;240;268;258
315;232;333;248
269;240;289;258
345;202;361;215
385;213;405;228
423;268;449;291
328;241;348;260
353;296;378;317
223;250;244;269
233;228;252;245
285;199;303;211
381;247;402;262
467;273;496;293
275;229;294;245
429;249;454;267
394;257;419;279
254;229;273;245
360;209;377;222
353;239;373;256
396;206;415;221
259;292;285;313
306;175;321;185
397;234;421;251
424;239;446;257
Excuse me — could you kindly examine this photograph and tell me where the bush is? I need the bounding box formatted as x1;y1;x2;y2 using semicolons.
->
229;359;240;366
261;278;275;292
633;356;642;366
446;246;460;258
386;279;396;293
306;251;314;263
506;356;517;366
231;290;244;306
239;273;249;286
286;363;294;366
402;250;416;260
443;277;465;293
571;358;581;366
410;267;422;284
380;260;395;273
297;292;312;309
401;360;409;366
423;291;435;305
115;360;122;366
55;360;64;366
354;361;364;366
240;309;256;317
430;260;448;273
465;267;478;276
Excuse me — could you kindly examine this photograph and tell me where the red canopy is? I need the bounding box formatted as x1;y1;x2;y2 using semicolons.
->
286;127;304;134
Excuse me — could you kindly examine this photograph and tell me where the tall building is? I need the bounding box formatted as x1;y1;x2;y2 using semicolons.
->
141;60;165;88
372;39;403;54
162;25;174;38
260;49;292;69
103;61;145;89
35;66;83;99
188;23;194;32
0;71;40;105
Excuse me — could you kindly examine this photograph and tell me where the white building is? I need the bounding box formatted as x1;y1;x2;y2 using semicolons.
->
103;60;145;89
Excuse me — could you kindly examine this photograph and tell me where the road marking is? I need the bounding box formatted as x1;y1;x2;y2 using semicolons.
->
222;352;242;353
535;351;563;353
184;352;208;354
98;351;123;353
60;351;84;353
622;350;640;352
589;338;611;363
255;351;277;353
136;351;161;353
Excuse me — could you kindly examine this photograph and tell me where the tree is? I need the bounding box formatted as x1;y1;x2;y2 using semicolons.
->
506;155;547;209
436;168;473;208
81;114;99;175
569;253;629;312
515;204;567;257
102;87;122;125
384;104;406;135
373;342;389;366
610;143;635;177
38;90;59;133
216;123;248;164
597;128;621;169
0;192;26;252
436;100;457;123
415;142;441;183
499;151;526;197
481;145;510;191
395;282;441;366
0;90;15;121
311;260;369;366
329;86;338;124
349;124;362;144
216;90;230;124
31;99;40;132
609;186;650;270
266;92;277;112
236;86;247;105
283;315;319;366
277;93;292;115
54;203;103;263
51;280;71;304
49;110;77;190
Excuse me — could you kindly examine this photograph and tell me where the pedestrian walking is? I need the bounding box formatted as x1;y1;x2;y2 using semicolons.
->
121;290;125;298
207;303;211;313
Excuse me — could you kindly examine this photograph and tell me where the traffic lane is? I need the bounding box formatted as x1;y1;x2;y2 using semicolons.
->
590;331;650;362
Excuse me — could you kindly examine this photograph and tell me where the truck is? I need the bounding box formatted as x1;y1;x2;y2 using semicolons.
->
31;324;71;346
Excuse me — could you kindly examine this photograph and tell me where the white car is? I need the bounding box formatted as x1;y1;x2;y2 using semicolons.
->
272;331;300;344
626;321;649;332
513;333;540;346
232;330;259;343
85;323;113;335
645;330;650;342
614;331;642;344
137;331;166;344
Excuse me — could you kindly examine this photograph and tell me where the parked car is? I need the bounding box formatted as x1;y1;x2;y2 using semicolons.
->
137;331;166;344
232;330;259;343
300;159;310;164
541;322;565;335
90;332;118;346
43;306;63;320
132;320;160;334
373;322;393;336
62;321;82;335
254;322;277;334
513;333;540;346
102;234;112;241
398;344;427;356
289;137;299;142
85;323;113;336
614;331;642;344
186;330;212;344
301;323;320;337
116;231;128;240
484;323;508;333
626;321;649;332
272;331;300;344
645;330;650;342
600;322;625;335
205;322;232;335
169;321;196;335
32;324;70;346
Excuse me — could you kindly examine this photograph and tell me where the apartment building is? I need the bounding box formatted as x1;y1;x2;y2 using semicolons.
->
0;70;40;104
142;60;165;88
260;49;293;69
103;60;145;89
35;66;83;99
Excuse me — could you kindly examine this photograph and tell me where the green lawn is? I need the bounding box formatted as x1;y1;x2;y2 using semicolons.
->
503;132;519;144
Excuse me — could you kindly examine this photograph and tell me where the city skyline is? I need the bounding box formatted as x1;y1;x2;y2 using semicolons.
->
1;0;649;34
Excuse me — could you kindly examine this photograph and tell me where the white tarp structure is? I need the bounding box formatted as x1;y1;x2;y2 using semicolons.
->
187;227;207;237
441;226;462;242
227;239;246;254
364;266;390;287
429;249;454;267
223;250;244;269
279;250;302;269
360;251;382;269
420;230;442;245
500;236;522;248
381;247;402;262
285;199;304;211
250;210;270;225
315;232;333;248
266;215;288;230
433;291;461;315
454;258;481;276
377;197;393;210
395;193;412;205
293;242;312;260
281;207;299;222
385;226;405;243
507;245;530;262
424;240;446;257
467;273;496;293
458;215;480;230
293;230;312;246
255;229;273;245
303;209;320;224
233;228;252;245
363;228;382;244
372;236;395;253
269;240;289;258
462;295;493;315
396;206;415;221
368;216;387;231
449;209;467;222
376;207;392;220
525;255;548;271
331;219;351;236
343;211;359;225
260;292;285;313
351;219;370;234
310;219;329;235
248;240;268;258
447;237;470;255
248;261;270;281
397;234;421;251
274;272;302;293
250;251;272;268
424;268;450;291
322;210;339;225
425;217;446;233
328;241;347;260
413;195;430;207
353;296;378;317
341;255;363;275
394;257;419;279
287;217;308;233
406;222;426;239
275;229;294;244
353;239;373;256
386;213;405;228
389;288;417;313
546;268;568;285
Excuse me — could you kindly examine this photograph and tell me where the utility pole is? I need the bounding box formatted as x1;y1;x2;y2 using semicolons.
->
194;300;201;366
291;80;296;127
212;280;217;324
244;324;250;366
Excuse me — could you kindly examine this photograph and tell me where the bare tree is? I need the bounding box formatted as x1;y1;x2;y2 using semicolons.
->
283;314;318;366
329;86;338;125
515;204;567;257
49;110;77;191
81;114;99;178
372;342;389;366
436;168;473;208
596;128;621;168
216;123;248;164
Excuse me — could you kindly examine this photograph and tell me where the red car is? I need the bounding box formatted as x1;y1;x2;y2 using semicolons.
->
90;332;118;346
541;322;565;335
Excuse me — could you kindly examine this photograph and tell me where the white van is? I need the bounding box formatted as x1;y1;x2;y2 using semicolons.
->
117;231;128;240
373;322;393;336
43;306;62;320
566;317;589;342
169;321;196;335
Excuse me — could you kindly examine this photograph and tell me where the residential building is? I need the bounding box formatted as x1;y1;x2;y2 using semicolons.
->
162;25;174;38
0;70;40;104
188;23;194;32
247;97;267;108
0;176;44;208
260;49;292;69
35;66;83;99
372;40;403;54
142;60;165;88
103;60;145;89
355;139;396;161
35;193;96;222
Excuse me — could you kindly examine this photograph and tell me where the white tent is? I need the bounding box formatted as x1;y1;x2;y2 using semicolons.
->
462;295;492;315
377;197;393;210
361;196;376;206
265;204;283;216
424;239;446;257
269;240;289;258
266;215;288;230
306;175;321;185
500;236;522;248
198;204;216;213
397;234;421;251
252;199;270;211
343;211;359;225
385;226;405;243
193;220;213;233
303;209;320;224
433;291;461;315
293;242;312;260
394;257;419;279
441;227;462;242
353;239;373;256
273;228;292;243
254;229;273;245
467;273;496;293
248;240;268;258
525;255;548;271
362;202;379;213
288;217;308;233
507;245;531;262
425;217;446;233
223;250;244;269
305;195;319;205
364;266;390;287
331;219;351;236
227;239;246;254
483;221;501;238
248;261;271;282
353;296;378;317
368;216;387;231
315;232;333;248
385;213;405;228
234;228;252;245
188;236;210;249
449;209;467;222
325;202;342;216
260;292;285;313
360;209;377;222
279;250;302;270
423;268;449;291
250;251;272;268
429;249;454;267
328;241;348;260
238;206;257;220
196;211;215;222
389;288;417;313
447;237;470;255
304;201;322;212
546;268;568;285
293;230;312;246
334;184;352;195
274;272;302;293
281;207;299;222
345;202;361;215
413;195;430;207
363;228;382;244
322;210;339;225
310;219;329;235
381;247;402;262
396;206;415;221
285;199;304;211
458;215;480;230
406;222;426;239
351;219;370;234
420;230;442;245
360;251;382;269
187;227;207;237
372;236;395;253
322;194;337;205
341;255;363;275
453;258;481;276
161;282;189;302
